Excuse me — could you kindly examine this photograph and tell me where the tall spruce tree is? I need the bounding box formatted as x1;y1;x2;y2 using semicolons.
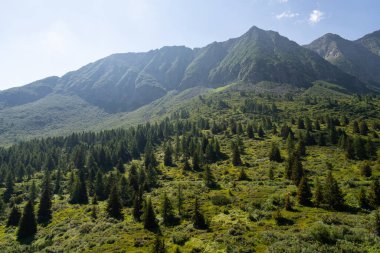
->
17;200;37;240
95;170;106;201
106;185;123;219
269;143;282;162
324;172;345;210
69;170;88;204
161;193;175;226
37;171;52;223
143;198;159;231
314;178;323;206
231;141;242;166
368;178;380;209
297;176;312;206
6;203;21;227
204;166;217;188
192;198;207;229
3;174;14;203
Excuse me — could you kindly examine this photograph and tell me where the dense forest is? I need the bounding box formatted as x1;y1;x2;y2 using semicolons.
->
0;85;380;252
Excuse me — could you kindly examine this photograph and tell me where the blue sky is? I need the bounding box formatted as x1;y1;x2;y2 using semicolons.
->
0;0;379;89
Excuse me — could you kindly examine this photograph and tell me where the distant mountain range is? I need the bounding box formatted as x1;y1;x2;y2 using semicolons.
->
305;30;380;89
0;26;378;144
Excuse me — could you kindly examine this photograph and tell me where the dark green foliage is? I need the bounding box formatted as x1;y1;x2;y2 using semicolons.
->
29;180;37;203
368;178;380;209
360;162;372;177
204;166;217;188
182;160;191;171
192;198;207;229
106;185;123;220
163;144;173;166
116;159;125;173
143;198;159;231
297;177;313;206
231;141;242;166
269;143;282;162
323;172;345;210
6;204;21;227
238;168;250;181
69;170;88;204
284;193;293;211
37;171;53;223
247;124;254;139
291;156;304;186
54;167;61;195
161;193;176;226
3;174;14;203
95;170;106;201
374;210;380;236
314;178;323;206
151;236;166;253
132;193;143;221
359;188;369;209
17;200;37;240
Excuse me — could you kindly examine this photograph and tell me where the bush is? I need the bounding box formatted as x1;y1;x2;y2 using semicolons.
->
211;194;231;206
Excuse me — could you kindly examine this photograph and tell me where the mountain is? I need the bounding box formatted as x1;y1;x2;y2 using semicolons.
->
305;32;380;87
357;30;380;56
0;26;369;144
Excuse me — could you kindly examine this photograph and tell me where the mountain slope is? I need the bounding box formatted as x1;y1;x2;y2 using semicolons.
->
0;26;370;144
357;30;380;56
305;33;380;87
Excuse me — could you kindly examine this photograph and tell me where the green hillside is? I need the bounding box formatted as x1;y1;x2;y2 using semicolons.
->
0;84;379;252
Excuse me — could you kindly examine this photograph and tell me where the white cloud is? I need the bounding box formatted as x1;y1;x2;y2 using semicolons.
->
309;10;324;24
276;11;299;19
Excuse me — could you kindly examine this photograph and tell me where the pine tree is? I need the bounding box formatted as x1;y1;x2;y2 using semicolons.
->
94;170;106;201
258;126;265;138
161;193;175;226
132;192;143;221
163;144;173;166
323;172;345;210
314;178;323;206
69;170;88;204
119;175;132;207
374;210;380;236
29;180;37;203
204;166;217;188
106;185;123;219
359;188;369;209
3;174;14;203
143;198;159;231
238;168;249;181
116;159;125;173
231;141;242;166
6;204;21;227
17;200;37;240
183;159;191;171
360;162;372;177
291;156;304;186
368;178;380;209
37;171;52;223
192;198;207;229
247;124;254;139
297;176;312;206
353;121;360;133
151;235;166;253
284;193;293;211
192;152;201;171
269;143;282;162
54;167;61;194
296;140;306;157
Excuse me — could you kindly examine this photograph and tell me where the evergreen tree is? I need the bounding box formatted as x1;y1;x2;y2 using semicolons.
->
119;175;132;207
360;162;372;177
231;141;242;166
17;200;37;240
359;188;369;209
37;171;52;223
238;168;249;181
247;124;254;139
161;193;175;226
353;121;360;134
132;193;143;221
54;167;61;194
3;174;14;203
296;140;306;157
183;159;191;171
143;198;159;231
258;126;265;138
203;166;217;188
297;176;312;206
374;210;380;236
29;180;37;203
151;235;166;253
6;204;21;227
291;157;304;186
94;170;106;201
69;170;88;204
192;198;207;229
106;185;123;219
284;193;293;211
163;144;173;166
116;159;125;174
192;152;201;171
359;121;369;135
269;143;282;162
368;178;380;209
323;172;345;210
314;178;323;206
